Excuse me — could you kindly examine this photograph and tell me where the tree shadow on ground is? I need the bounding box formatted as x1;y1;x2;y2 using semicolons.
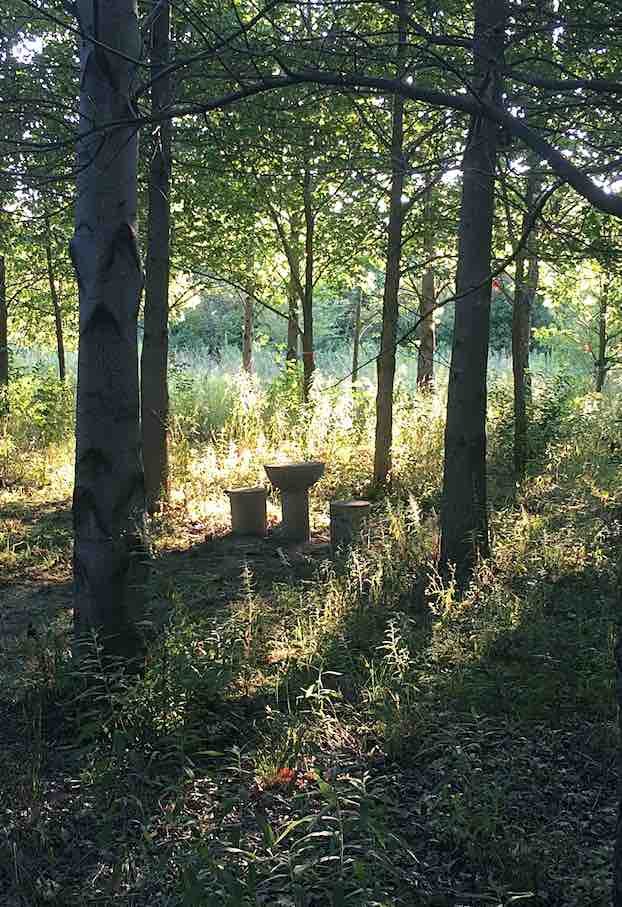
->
153;528;333;614
0;516;618;905
388;562;619;902
0;496;72;584
1;529;381;905
0;499;73;679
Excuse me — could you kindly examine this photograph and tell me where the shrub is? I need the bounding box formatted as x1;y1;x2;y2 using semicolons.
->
6;366;75;447
169;369;241;443
488;371;586;478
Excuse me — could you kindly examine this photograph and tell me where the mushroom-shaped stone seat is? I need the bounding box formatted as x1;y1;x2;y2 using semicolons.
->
264;461;325;541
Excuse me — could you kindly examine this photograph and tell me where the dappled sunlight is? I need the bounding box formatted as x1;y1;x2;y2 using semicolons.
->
1;366;620;905
4;0;622;896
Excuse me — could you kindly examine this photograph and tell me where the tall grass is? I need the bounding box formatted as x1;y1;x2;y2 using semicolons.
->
3;341;613;510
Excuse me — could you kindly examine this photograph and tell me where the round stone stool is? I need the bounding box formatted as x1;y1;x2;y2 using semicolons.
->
226;486;268;536
330;499;371;550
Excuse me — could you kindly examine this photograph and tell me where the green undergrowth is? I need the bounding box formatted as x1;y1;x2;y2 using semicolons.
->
1;369;621;905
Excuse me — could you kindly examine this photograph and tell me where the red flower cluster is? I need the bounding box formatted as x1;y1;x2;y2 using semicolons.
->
264;767;297;789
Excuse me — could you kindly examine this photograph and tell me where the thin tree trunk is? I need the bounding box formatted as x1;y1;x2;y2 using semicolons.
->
373;0;407;485
141;0;172;514
595;280;608;392
300;1;315;399
282;217;302;363
286;276;299;362
417;182;436;388
0;255;7;394
440;0;506;580
44;212;66;382
616;636;622;906
52;294;66;384
71;0;148;662
302;166;315;400
242;294;253;373
352;286;362;384
512;168;539;478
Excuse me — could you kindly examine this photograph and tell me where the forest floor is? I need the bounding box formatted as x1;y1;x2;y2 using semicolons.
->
0;420;620;906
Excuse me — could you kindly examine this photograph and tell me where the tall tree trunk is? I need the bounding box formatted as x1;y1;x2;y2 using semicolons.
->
373;0;407;485
595;280;608;392
0;255;7;396
352;286;362;385
44;212;66;382
440;0;506;580
283;217;302;363
302;166;315;400
52;293;66;384
417;182;436;388
71;0;148;661
141;0;172;514
512;168;539;478
286;276;299;362
616;636;622;906
242;294;253;373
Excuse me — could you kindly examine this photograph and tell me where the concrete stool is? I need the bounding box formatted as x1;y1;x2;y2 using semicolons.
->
226;486;267;536
330;500;370;550
264;461;325;542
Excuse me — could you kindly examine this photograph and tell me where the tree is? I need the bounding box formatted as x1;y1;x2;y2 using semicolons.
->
0;9;21;406
171;83;373;393
0;253;6;402
417;178;437;388
242;294;254;373
352;286;363;385
43;207;66;382
286;269;300;361
141;0;173;514
538;259;622;390
439;0;506;578
71;0;148;661
511;165;541;476
0;192;77;377
301;162;315;398
242;247;255;373
373;0;407;486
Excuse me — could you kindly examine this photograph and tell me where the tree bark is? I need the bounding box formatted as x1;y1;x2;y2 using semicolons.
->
302;166;315;400
242;294;253;373
279;216;302;363
595;279;608;392
616;633;622;907
0;255;7;394
352;286;362;385
417;181;436;389
286;275;299;362
71;0;148;662
373;0;407;486
440;0;506;580
512;168;540;478
141;0;172;514
44;212;66;382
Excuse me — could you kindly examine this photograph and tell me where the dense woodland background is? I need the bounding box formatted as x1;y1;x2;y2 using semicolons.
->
2;0;622;904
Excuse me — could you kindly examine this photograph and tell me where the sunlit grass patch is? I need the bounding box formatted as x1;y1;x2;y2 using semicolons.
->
0;497;72;582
